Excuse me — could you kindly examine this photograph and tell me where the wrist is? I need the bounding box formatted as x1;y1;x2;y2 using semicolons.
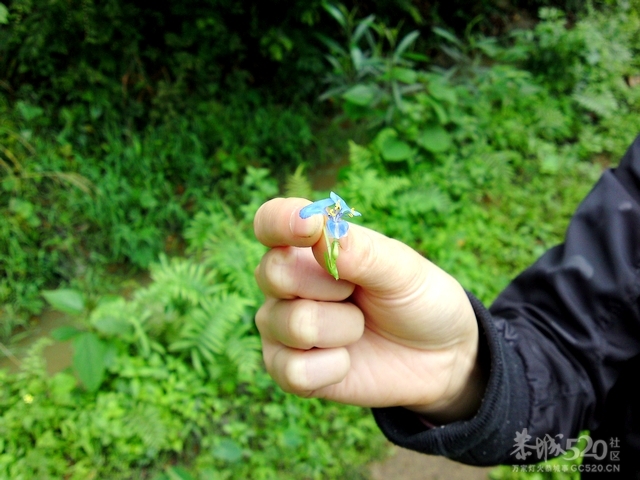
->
406;319;488;424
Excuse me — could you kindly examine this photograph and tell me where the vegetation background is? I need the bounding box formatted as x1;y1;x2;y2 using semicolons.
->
1;0;639;478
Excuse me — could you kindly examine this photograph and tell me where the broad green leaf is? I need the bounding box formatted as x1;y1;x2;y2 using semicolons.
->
165;466;196;480
42;289;85;314
417;126;452;153
92;315;133;336
380;137;412;161
73;332;107;392
428;79;457;104
51;326;81;341
376;129;413;162
49;372;77;405
541;154;561;174
390;67;418;84
212;438;243;463
281;427;304;449
342;84;378;107
0;3;8;25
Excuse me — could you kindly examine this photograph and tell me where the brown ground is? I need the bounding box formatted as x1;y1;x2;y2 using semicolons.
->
369;445;494;480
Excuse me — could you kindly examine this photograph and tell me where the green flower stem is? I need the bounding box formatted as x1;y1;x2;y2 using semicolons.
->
323;229;341;280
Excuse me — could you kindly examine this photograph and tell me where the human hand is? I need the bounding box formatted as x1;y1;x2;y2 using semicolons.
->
254;197;486;422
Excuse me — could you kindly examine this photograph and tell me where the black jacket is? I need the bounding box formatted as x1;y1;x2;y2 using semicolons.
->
373;135;640;478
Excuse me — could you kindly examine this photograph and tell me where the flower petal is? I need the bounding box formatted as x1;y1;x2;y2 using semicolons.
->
330;191;349;211
299;198;334;218
326;218;350;239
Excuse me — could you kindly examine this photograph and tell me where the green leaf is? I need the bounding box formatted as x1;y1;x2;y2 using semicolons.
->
342;84;378;107
352;15;375;44
51;326;82;341
541;154;561;174
322;2;346;28
165;466;196;480
389;67;418;84
49;372;77;405
417;126;452;153
92;315;133;337
42;289;85;314
212;439;244;463
432;27;463;47
280;427;304;449
73;332;107;392
428;79;457;104
427;97;449;124
0;4;8;25
9;198;40;227
394;30;420;60
376;129;413;161
403;52;430;63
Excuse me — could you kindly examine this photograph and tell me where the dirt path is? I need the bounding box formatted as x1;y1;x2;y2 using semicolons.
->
369;445;494;480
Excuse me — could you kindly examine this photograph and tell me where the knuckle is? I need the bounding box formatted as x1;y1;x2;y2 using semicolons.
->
263;249;297;298
254;304;268;334
288;300;319;349
283;357;311;393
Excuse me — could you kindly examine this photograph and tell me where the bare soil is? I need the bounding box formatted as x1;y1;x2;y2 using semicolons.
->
369;444;494;480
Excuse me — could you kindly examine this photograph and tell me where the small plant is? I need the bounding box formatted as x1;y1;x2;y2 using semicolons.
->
1;200;387;479
318;1;425;126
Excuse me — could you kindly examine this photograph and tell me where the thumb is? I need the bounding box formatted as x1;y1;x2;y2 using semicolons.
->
313;223;433;294
312;223;472;343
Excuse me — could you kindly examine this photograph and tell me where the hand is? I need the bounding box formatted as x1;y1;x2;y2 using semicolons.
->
253;197;486;422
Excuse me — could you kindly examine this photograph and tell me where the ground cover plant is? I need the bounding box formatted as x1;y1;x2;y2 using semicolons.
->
1;0;640;478
0;200;387;479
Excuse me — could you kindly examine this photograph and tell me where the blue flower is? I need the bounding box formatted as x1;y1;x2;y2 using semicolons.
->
300;192;361;239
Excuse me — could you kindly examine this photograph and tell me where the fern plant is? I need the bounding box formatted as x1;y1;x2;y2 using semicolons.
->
168;293;253;379
284;164;314;199
81;202;266;384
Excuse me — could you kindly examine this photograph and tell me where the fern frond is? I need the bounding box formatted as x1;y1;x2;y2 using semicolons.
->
204;235;265;304
225;334;263;382
183;205;228;256
140;255;221;310
169;293;251;372
343;169;410;212
124;404;170;454
284;164;314;199
572;88;618;118
348;140;374;173
481;151;517;185
395;187;451;216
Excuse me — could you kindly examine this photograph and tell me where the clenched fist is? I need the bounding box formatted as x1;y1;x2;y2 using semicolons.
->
253;197;486;423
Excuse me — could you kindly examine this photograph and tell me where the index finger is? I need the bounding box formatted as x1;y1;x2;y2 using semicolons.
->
254;198;324;248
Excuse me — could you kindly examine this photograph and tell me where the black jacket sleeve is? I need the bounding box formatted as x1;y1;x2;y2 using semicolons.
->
372;135;640;467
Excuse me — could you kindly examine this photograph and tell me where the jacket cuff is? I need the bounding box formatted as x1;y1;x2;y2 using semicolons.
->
371;292;530;466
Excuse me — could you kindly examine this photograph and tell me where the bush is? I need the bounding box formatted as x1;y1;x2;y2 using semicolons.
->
0;201;388;479
0;95;312;338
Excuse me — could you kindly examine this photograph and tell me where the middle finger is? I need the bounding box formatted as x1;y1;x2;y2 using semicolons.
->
255;246;355;300
256;298;365;350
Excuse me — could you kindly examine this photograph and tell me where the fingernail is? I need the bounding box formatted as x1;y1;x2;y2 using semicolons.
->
290;208;322;237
